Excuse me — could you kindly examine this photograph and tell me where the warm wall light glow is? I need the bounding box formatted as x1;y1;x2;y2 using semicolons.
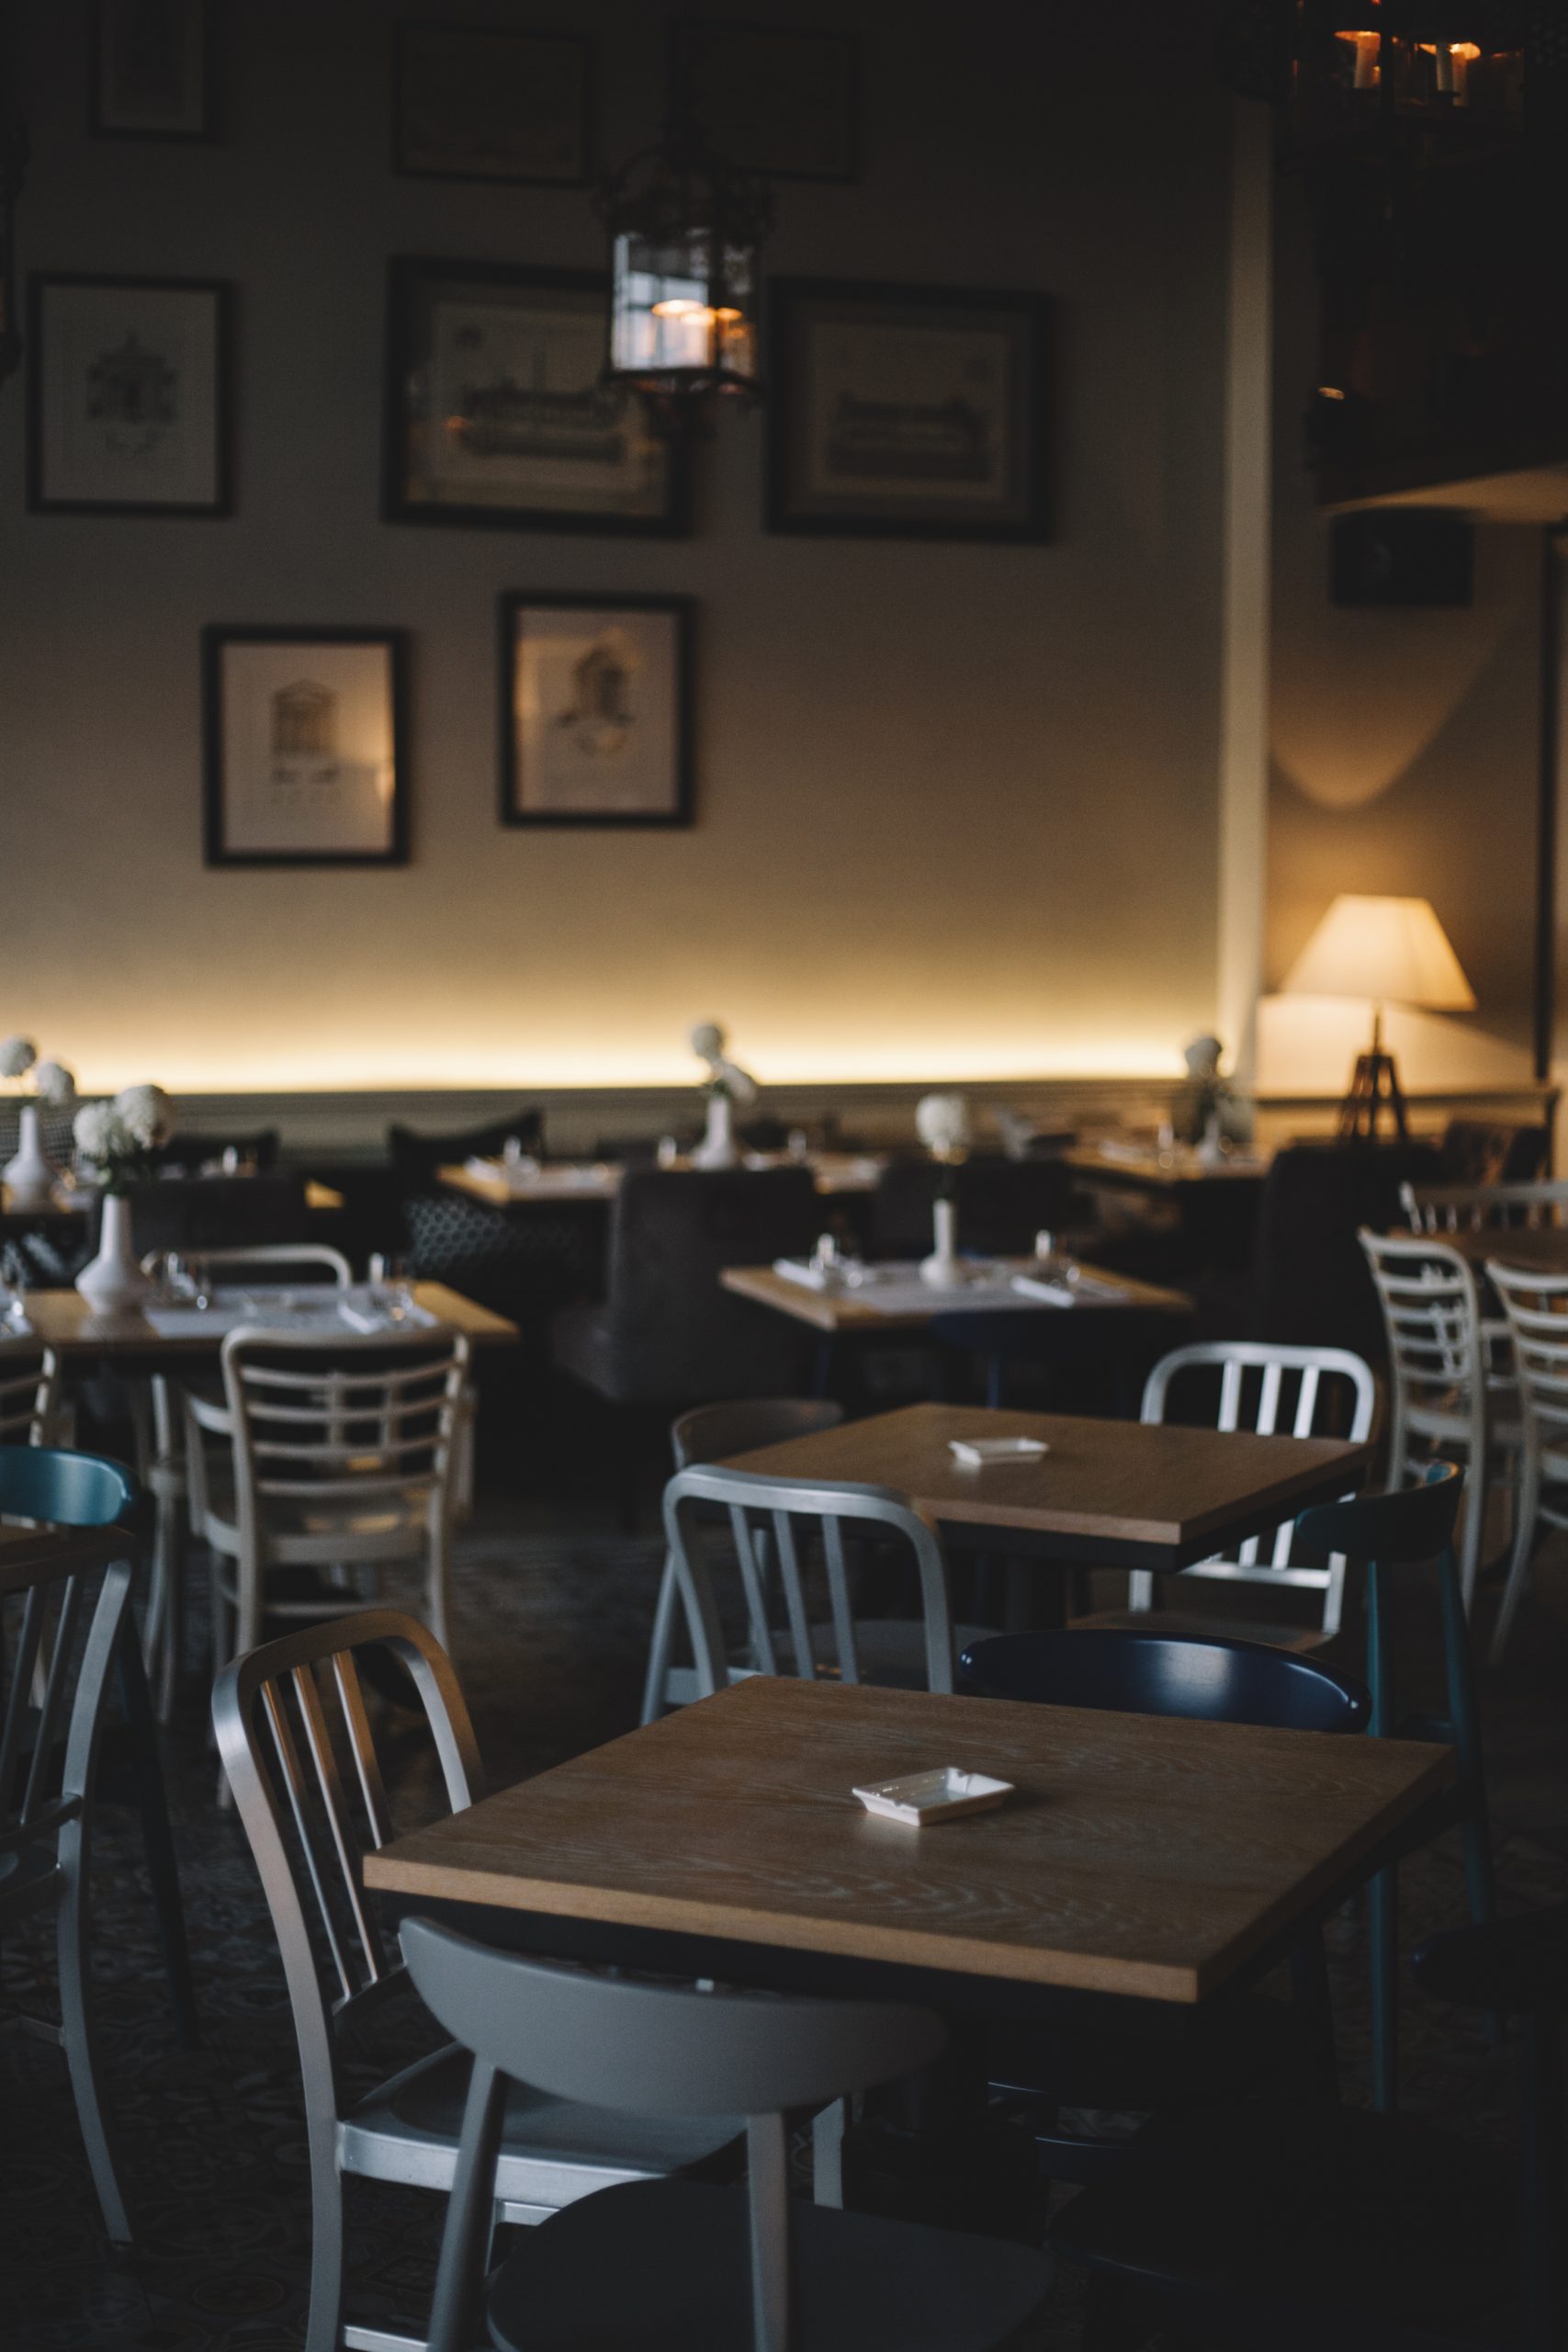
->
1280;894;1475;1012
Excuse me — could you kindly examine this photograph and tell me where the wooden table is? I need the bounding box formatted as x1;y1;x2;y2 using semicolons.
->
364;1676;1453;2016
721;1400;1372;1574
442;1150;886;1212
0;1518;124;1594
720;1258;1190;1335
0;1281;519;1362
1407;1223;1568;1278
1063;1142;1272;1193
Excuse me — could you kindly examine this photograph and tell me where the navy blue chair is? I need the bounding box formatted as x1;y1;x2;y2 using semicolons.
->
1296;1460;1494;2112
0;1445;197;2046
1051;1902;1568;2352
958;1627;1371;2186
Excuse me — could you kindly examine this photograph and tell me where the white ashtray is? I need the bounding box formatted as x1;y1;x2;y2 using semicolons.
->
948;1436;1049;1467
852;1766;1015;1826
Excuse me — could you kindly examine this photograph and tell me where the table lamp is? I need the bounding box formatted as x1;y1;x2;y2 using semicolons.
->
1280;894;1475;1141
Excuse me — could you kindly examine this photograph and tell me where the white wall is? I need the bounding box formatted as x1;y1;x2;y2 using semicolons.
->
0;0;1232;1102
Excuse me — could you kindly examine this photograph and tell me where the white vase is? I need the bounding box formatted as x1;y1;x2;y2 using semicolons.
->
692;1091;739;1170
3;1102;58;1209
76;1193;153;1312
919;1195;968;1288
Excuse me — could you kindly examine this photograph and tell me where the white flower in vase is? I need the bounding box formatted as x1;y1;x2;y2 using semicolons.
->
690;1022;758;1168
914;1092;973;1287
33;1060;76;1106
0;1035;38;1080
915;1091;972;1161
2;1036;73;1204
72;1080;179;1310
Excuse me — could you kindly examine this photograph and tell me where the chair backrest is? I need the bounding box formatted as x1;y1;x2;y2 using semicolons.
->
1359;1229;1483;1426
671;1396;845;1469
1133;1340;1377;1636
664;1463;957;1694
219;1326;469;1535
141;1241;352;1285
388;1106;545;1196
604;1167;819;1403
0;1442;139;1530
211;1611;483;2100
0;1351;62;1447
152;1125;281;1175
1294;1457;1463;1564
870;1153;1080;1259
1483;1264;1568;1464
960;1626;1371;1731
400;1914;945;2352
1402;1178;1568;1235
1;1544;134;1880
1438;1117;1549;1186
107;1172;311;1257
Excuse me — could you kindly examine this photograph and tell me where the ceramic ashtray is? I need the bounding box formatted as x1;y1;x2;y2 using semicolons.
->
948;1436;1049;1467
852;1767;1015;1826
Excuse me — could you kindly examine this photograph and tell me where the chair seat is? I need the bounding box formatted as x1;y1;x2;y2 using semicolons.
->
342;2044;740;2215
202;1488;433;1564
1052;2100;1518;2352
1067;1606;1327;1656
1407;1392;1522;1450
486;2177;1054;2352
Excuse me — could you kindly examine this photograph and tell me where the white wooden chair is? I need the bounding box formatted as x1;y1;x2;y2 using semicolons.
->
1359;1229;1521;1610
1076;1340;1377;1649
0;1350;62;1446
141;1243;354;1720
1483;1261;1568;1662
188;1324;471;1685
1401;1178;1568;1235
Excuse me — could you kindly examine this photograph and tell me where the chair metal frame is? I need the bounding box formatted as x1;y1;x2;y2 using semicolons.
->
191;1323;470;1684
400;1915;954;2352
0;1530;135;2242
1125;1340;1377;1640
1359;1229;1519;1608
1401;1177;1568;1234
663;1463;959;1699
640;1398;846;1724
0;1349;62;1446
1483;1261;1568;1663
213;1610;739;2352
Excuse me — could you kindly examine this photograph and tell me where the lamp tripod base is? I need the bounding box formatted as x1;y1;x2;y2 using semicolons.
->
1337;1049;1407;1142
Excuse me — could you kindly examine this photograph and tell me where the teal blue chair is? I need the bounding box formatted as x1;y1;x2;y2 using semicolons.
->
0;1446;197;2047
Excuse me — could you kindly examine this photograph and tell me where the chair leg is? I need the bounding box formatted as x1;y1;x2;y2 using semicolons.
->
1491;1453;1540;1666
1456;1450;1485;1614
303;2118;347;2352
640;1551;682;1725
116;1634;200;2048
812;2096;848;2208
55;1815;132;2244
1438;1544;1496;1931
1366;1559;1398;2113
427;1525;454;1657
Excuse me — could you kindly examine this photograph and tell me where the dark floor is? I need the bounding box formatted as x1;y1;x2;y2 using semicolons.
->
4;1496;1566;2351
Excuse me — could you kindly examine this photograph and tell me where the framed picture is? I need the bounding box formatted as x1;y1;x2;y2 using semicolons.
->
670;18;857;180
383;256;686;537
202;627;410;868
92;0;214;141
27;273;232;516
766;277;1054;542
393;21;591;185
499;594;694;829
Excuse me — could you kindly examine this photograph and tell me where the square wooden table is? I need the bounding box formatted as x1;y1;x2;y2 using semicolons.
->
364;1677;1454;2014
1397;1223;1568;1278
719;1401;1372;1573
0;1282;519;1363
720;1259;1190;1335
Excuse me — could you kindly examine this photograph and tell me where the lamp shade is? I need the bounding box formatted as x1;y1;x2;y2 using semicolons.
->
1280;895;1476;1011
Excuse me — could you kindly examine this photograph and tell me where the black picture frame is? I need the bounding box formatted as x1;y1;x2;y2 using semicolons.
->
202;625;411;869
669;18;858;181
498;592;694;831
765;277;1054;543
91;0;216;142
391;21;592;187
27;271;234;517
382;254;688;537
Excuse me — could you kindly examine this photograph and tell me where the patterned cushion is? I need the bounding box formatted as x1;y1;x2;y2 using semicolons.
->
402;1192;599;1324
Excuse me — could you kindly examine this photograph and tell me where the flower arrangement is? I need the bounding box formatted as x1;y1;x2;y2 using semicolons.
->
73;1084;177;1194
690;1021;758;1104
0;1035;77;1105
915;1091;972;1163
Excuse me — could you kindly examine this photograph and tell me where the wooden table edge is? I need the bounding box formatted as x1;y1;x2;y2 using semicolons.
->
720;1263;1191;1332
0;1522;129;1596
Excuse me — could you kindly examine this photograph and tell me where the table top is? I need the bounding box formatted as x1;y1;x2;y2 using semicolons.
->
0;1281;518;1360
1401;1222;1568;1275
364;1676;1453;2006
721;1258;1190;1334
722;1401;1372;1570
0;1521;127;1599
442;1150;886;1211
1063;1142;1272;1192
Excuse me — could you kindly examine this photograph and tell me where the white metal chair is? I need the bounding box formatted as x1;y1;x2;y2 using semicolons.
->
1483;1261;1568;1663
1077;1340;1378;1648
213;1611;742;2352
0;1350;62;1445
141;1243;355;1718
190;1324;470;1683
1401;1177;1568;1235
1;1535;136;2244
663;1464;961;1697
1359;1230;1522;1609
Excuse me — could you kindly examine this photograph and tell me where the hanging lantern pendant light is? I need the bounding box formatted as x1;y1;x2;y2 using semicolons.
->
601;127;773;425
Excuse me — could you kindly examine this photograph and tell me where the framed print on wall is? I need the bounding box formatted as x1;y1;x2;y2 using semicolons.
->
670;18;858;180
499;594;693;829
765;277;1053;542
27;273;232;515
393;22;592;185
202;627;410;868
383;256;686;536
92;0;214;141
